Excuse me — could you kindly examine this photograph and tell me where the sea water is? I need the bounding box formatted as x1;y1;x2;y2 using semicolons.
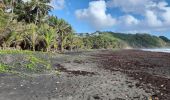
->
142;48;170;53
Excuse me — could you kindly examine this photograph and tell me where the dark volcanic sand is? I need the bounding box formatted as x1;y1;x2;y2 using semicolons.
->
95;50;170;100
0;50;169;100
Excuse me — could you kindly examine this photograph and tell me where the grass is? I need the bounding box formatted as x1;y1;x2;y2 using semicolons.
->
0;49;52;55
0;49;53;75
0;49;32;55
0;63;12;73
26;55;51;71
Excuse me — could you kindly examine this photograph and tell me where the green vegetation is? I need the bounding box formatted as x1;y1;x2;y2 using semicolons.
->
159;36;170;43
79;32;170;49
0;0;74;52
0;0;170;52
0;63;11;73
26;55;51;71
0;49;52;75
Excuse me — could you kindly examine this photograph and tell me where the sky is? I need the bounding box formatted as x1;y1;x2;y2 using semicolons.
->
49;0;170;38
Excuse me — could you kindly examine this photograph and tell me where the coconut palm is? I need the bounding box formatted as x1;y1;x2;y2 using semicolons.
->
3;0;16;21
0;9;9;33
29;0;52;25
55;19;73;52
5;31;26;49
48;16;74;52
0;0;6;10
0;20;25;49
26;23;40;51
12;0;52;24
40;24;57;52
4;21;28;48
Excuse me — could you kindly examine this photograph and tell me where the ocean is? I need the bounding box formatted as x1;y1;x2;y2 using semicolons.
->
142;48;170;53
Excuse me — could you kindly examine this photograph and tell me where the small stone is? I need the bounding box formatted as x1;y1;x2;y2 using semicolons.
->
56;82;60;84
161;84;164;87
20;84;23;87
14;88;16;90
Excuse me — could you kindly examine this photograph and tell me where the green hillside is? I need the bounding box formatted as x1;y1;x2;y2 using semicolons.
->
79;32;170;49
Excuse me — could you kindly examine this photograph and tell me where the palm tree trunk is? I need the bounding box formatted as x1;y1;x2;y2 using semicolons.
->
61;42;63;52
70;45;72;51
33;45;35;51
32;40;35;51
60;33;64;52
35;8;39;25
10;0;14;21
46;44;50;52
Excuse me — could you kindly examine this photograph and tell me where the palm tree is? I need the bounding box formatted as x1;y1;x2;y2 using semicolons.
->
55;19;73;52
41;24;57;52
72;36;84;50
26;23;40;51
6;31;26;49
12;0;52;24
0;8;9;33
0;0;6;10
48;16;74;52
29;0;52;25
3;0;16;21
5;21;27;49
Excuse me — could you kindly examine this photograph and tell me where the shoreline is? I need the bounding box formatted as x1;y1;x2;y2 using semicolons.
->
96;49;170;99
141;48;170;53
0;49;169;100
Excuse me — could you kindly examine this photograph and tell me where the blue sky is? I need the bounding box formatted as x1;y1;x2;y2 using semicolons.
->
50;0;170;38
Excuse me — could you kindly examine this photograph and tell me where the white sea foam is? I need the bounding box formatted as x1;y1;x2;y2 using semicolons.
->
142;48;170;53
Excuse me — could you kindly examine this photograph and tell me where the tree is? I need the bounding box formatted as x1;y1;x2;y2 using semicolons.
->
48;16;74;52
13;0;52;24
29;0;52;25
0;0;6;10
26;23;40;51
5;21;27;49
71;36;84;50
0;8;9;33
41;24;57;52
56;19;73;52
159;36;170;42
0;1;76;52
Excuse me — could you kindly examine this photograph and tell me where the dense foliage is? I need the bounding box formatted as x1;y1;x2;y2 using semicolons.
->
0;0;79;52
0;0;169;52
79;32;170;49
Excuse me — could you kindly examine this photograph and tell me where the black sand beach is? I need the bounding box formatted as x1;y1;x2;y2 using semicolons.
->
0;50;169;100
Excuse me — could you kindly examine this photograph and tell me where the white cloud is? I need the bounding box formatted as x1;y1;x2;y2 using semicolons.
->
158;2;170;25
50;0;65;10
107;0;170;33
145;10;162;27
119;15;139;26
75;0;116;30
107;0;153;14
74;0;170;33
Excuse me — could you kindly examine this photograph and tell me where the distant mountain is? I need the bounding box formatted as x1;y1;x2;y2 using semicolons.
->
78;32;170;49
